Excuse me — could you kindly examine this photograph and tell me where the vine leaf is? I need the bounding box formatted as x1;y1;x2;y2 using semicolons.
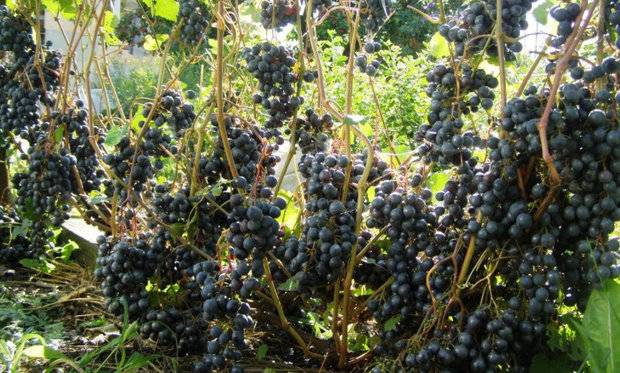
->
277;277;299;291
104;125;127;147
41;0;79;20
143;34;169;52
142;0;179;22
575;279;620;372
383;315;402;332
427;170;450;198
533;0;556;25
428;32;450;59
256;344;268;361
102;11;121;46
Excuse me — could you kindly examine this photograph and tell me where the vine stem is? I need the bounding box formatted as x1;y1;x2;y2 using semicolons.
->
274;0;306;196
516;46;548;97
261;258;323;359
190;102;216;195
537;0;596;185
215;1;239;181
339;125;374;368
495;0;507;114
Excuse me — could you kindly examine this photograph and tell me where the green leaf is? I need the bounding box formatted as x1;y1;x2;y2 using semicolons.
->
343;114;368;126
102;11;121;45
121;352;158;370
59;241;79;262
53;126;64;143
276;190;300;231
22;344;68;361
168;223;186;238
427;170;450;197
105;125;128;147
41;0;80;20
577;279;620;372
142;0;179;21
132;106;147;133
19;259;56;274
89;190;109;204
383;315;402;332
256;344;268;361
352;285;373;297
533;0;555;25
277;277;299;291
13;218;32;238
143;34;169;52
428;32;450;59
263;369;276;373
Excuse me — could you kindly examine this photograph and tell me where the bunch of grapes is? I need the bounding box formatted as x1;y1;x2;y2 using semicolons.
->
227;190;286;285
151;184;228;256
243;43;302;139
200;115;280;187
415;62;494;165
549;2;581;48
278;151;390;287
288;109;333;155
0;206;32;263
0;6;35;59
188;260;250;373
95;234;161;318
115;9;152;47
143;89;197;137
178;0;211;45
439;0;532;59
58;100;106;193
259;0;297;29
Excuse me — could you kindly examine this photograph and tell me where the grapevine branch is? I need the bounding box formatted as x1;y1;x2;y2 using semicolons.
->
215;1;239;181
537;0;596;185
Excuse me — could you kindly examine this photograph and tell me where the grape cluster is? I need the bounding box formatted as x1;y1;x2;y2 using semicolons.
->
143;89;196;137
243;43;302;139
116;9;152;47
278;152;390;287
355;40;382;76
415;62;493;165
102;89;190;198
549;2;581;48
152;185;228;256
178;0;211;45
13;144;74;226
199;116;280;189
95;234;161;318
58;100;106;193
288;109;333;155
439;0;532;59
260;0;297;29
0;206;32;263
187;261;249;373
227;191;285;281
0;6;35;59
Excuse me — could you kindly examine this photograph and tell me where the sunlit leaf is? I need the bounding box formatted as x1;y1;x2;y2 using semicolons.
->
104;125;127;147
428;32;449;59
143;34;169;52
142;0;179;21
277;277;299;291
